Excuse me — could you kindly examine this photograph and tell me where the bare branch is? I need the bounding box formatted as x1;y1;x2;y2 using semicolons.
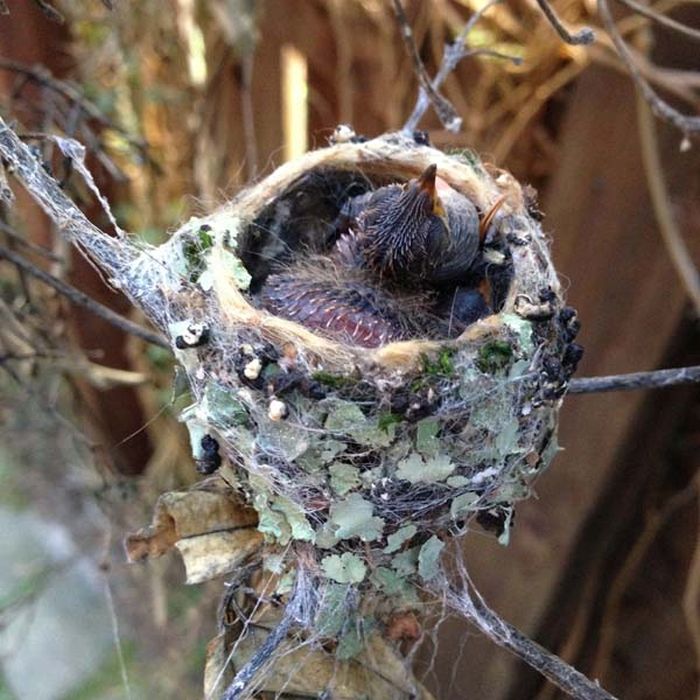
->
568;365;700;394
536;0;596;45
0;243;168;348
32;0;64;23
615;0;700;43
404;0;521;132
0;116;134;276
392;0;462;133
0;58;153;166
598;0;700;135
0;221;63;261
445;580;617;699
637;94;700;315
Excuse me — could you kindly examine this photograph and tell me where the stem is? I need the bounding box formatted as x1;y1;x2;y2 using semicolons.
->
536;0;596;45
392;0;462;132
568;365;700;394
637;93;700;315
0;116;135;277
0;243;168;348
221;573;310;700
598;0;700;135
446;582;617;699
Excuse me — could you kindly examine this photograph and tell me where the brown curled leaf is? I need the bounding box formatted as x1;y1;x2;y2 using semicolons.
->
125;479;259;565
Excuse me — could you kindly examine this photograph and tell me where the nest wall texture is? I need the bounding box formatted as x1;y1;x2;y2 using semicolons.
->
124;132;581;697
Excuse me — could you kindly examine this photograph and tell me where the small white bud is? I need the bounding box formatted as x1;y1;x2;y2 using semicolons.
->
243;358;263;380
330;124;356;144
268;399;288;422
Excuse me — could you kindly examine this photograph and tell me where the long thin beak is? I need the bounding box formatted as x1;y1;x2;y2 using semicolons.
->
479;195;506;242
416;164;438;199
415;163;445;217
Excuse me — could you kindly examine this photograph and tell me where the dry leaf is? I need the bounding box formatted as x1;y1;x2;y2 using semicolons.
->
125;478;261;581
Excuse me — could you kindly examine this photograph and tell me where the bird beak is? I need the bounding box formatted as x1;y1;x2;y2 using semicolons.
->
416;164;438;197
479;195;506;242
416;164;446;218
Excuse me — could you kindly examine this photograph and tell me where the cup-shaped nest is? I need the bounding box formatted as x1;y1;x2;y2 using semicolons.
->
137;131;580;673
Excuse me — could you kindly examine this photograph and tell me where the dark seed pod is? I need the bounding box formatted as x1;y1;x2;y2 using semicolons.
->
175;322;210;349
196;434;222;474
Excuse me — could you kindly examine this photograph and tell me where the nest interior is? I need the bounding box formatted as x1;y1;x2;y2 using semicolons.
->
126;132;582;688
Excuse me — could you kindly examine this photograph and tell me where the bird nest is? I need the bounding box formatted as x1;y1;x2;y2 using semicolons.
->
125;130;580;698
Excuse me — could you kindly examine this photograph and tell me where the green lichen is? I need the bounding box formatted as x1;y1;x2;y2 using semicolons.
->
391;546;420;576
421;348;456;377
323;399;395;448
502;313;535;354
476;340;513;374
418;536;444;581
415;417;440;457
383;524;417;554
337;620;370;660
377;412;402;433
251;477;315;545
321;553;367;584
182;226;214;282
494;416;523;455
202;382;249;429
396;451;455;484
329;493;384;542
259;420;311;462
276;570;295;595
450;492;479;519
321;439;346;463
217;247;252;291
370;568;420;606
312;371;355;389
329;462;361;495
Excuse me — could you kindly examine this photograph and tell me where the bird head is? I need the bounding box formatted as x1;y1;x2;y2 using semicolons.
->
360;163;449;278
402;163;447;221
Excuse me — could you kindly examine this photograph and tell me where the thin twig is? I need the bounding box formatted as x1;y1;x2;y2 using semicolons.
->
568;365;700;394
32;0;64;23
637;93;700;315
0;220;63;261
445;580;617;699
222;576;308;700
0;243;168;348
393;0;462;132
404;0;521;132
0;117;134;276
598;0;700;135
535;0;596;45
0;58;152;164
616;0;700;42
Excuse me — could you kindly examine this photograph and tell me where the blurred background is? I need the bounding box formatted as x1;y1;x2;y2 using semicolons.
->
0;0;698;698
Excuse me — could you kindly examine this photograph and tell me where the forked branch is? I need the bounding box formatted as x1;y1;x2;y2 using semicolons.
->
598;0;700;136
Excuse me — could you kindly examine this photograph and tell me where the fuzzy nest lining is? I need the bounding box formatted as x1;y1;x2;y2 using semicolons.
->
125;131;580;694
